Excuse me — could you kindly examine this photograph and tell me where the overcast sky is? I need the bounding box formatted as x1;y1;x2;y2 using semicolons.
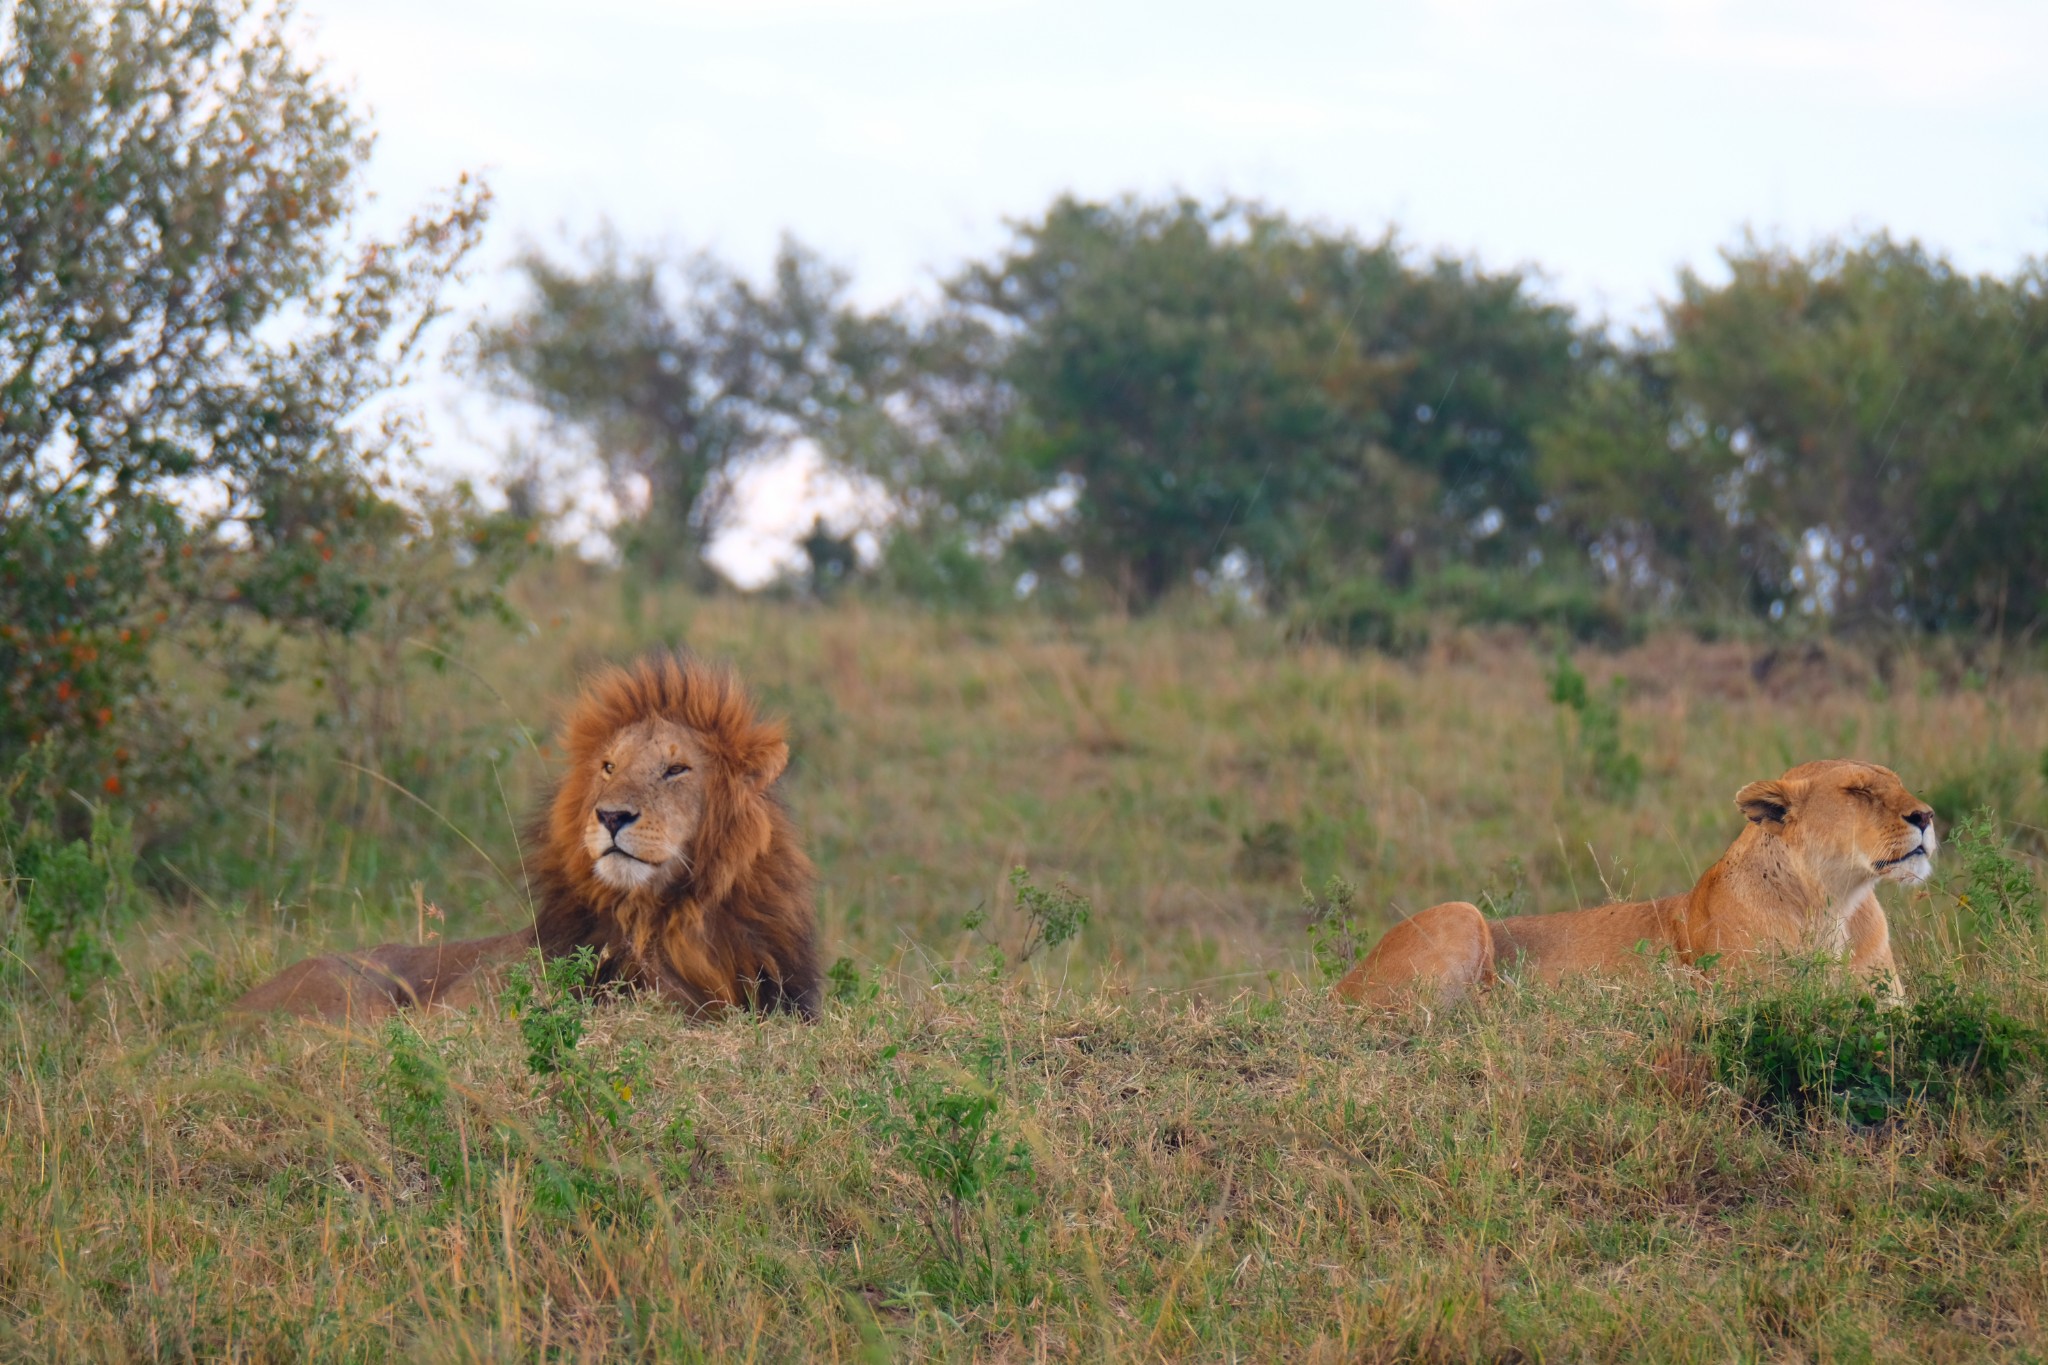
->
306;0;2048;581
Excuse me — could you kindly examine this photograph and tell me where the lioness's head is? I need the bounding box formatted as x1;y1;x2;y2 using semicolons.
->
1734;759;1936;889
552;655;790;897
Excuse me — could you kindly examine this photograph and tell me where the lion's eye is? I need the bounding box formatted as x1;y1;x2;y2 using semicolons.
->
601;761;614;775
663;764;690;779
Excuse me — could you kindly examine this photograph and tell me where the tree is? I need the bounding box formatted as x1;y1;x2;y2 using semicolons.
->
950;197;1397;606
1;0;496;792
944;195;1585;607
1538;235;2048;631
472;232;898;578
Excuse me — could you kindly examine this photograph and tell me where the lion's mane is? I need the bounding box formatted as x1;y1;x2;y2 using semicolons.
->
526;653;820;1018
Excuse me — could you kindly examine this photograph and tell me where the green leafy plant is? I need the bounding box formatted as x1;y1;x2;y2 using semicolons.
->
861;1044;1035;1303
1706;970;2041;1126
501;947;644;1137
1302;874;1366;984
962;866;1093;977
378;1020;470;1197
1945;806;2042;939
1548;650;1642;801
827;955;880;1005
3;749;140;1000
0;0;500;799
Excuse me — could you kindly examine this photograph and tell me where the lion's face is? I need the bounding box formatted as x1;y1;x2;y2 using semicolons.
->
1736;759;1936;889
582;717;712;892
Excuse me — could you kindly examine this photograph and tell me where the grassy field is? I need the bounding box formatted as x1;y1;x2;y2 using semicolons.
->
5;565;2048;1360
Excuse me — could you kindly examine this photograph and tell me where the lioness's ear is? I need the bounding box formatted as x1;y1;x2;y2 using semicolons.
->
1735;778;1792;827
747;739;789;792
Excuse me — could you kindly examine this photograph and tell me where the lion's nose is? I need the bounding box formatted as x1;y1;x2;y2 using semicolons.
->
596;807;639;837
1905;808;1932;832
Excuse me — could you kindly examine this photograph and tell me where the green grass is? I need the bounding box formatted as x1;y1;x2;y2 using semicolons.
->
5;566;2048;1359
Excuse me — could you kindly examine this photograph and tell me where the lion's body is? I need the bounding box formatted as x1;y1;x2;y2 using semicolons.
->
1336;760;1934;1009
232;655;820;1024
228;931;534;1023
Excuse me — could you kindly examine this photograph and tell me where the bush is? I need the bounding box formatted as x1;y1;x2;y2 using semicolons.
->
1302;874;1366;984
1945;806;2043;940
1424;564;1641;647
1287;577;1430;655
859;1043;1036;1304
876;528;1009;612
1706;972;2042;1126
0;0;504;803
2;747;141;999
1547;651;1642;801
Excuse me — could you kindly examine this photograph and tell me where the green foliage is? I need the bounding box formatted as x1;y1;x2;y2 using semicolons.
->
925;194;1584;608
874;526;1007;612
1707;971;2042;1126
1301;874;1366;985
861;1043;1035;1303
2;748;139;999
1007;865;1091;965
1538;234;2048;632
1291;567;1638;654
473;232;898;578
377;948;647;1219
377;1020;468;1195
1546;651;1642;801
1422;565;1640;647
1288;577;1432;656
827;955;879;1006
1946;807;2043;938
1925;763;2024;830
501;947;644;1136
0;0;506;798
962;867;1092;978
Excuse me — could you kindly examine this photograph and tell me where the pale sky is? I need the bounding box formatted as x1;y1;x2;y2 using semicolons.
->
306;0;2048;583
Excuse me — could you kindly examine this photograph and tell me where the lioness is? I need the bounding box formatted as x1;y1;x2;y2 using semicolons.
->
1335;759;1935;1008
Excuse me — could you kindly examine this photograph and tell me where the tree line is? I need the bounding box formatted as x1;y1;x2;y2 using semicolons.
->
5;0;2046;801
480;204;2048;638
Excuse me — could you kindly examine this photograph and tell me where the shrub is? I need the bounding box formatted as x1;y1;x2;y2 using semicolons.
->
1287;577;1430;655
962;866;1092;977
1706;971;2042;1126
1945;806;2042;940
1547;650;1642;801
1302;874;1366;984
1925;764;2025;830
0;0;516;804
1424;564;1641;647
2;747;140;1000
859;1044;1035;1304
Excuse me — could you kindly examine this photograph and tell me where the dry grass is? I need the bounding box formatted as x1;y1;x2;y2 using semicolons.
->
4;565;2047;1360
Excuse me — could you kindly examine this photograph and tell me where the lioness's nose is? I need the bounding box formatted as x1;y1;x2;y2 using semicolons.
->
596;807;639;836
1905;808;1932;831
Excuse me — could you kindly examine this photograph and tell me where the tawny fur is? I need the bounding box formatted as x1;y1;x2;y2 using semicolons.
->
231;653;820;1024
1335;759;1936;1010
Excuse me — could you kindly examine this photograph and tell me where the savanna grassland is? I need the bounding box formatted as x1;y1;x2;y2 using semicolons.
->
5;565;2048;1362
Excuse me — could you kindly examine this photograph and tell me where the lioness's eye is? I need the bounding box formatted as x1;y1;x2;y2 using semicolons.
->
601;761;614;775
664;764;690;779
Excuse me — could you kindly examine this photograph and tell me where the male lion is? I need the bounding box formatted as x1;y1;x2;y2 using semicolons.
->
232;653;821;1022
1335;759;1935;1009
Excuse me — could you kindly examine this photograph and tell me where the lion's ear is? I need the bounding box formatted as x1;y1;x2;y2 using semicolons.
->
1735;778;1794;827
746;739;789;792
